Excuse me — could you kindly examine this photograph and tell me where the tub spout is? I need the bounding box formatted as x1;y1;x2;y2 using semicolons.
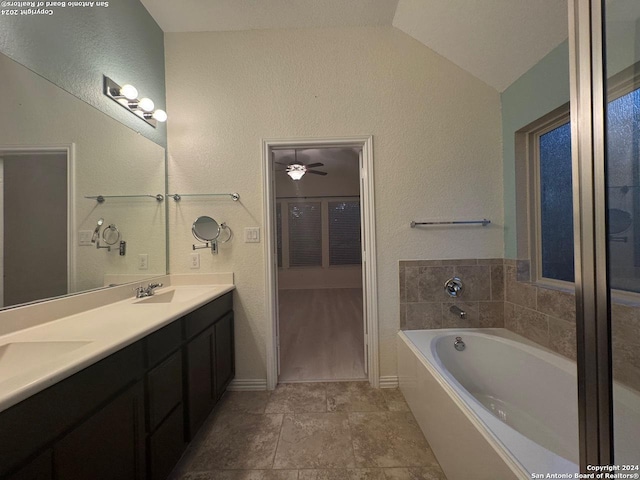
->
449;305;466;319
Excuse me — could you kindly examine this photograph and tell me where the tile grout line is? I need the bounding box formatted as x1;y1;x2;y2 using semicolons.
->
270;406;287;471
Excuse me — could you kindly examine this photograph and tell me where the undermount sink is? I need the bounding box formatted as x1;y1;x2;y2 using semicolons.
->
0;341;92;379
134;286;213;304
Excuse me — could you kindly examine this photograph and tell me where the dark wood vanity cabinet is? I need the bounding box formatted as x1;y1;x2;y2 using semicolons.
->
184;293;234;440
0;292;234;480
54;381;147;480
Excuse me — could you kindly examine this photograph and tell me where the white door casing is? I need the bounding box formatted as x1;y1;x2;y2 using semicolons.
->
262;136;379;389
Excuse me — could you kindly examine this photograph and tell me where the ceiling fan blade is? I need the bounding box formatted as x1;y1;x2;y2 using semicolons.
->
304;163;324;168
306;170;328;176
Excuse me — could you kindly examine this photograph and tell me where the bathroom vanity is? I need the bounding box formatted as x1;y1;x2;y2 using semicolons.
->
0;281;234;480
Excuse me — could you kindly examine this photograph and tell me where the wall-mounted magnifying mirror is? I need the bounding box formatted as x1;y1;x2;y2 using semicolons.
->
192;216;221;242
192;216;233;254
192;216;221;254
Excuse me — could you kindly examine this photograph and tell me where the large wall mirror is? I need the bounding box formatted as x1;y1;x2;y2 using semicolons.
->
0;51;166;310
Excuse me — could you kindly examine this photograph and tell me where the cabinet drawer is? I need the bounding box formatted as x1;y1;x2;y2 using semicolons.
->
147;351;182;432
184;292;232;339
146;320;182;368
148;405;184;480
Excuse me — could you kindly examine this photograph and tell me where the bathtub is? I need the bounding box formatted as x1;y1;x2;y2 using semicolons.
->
397;328;640;480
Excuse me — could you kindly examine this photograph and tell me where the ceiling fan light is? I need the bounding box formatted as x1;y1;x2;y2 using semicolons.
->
287;169;305;180
286;163;306;180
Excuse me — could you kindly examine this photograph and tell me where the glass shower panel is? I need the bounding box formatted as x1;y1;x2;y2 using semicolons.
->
604;0;640;466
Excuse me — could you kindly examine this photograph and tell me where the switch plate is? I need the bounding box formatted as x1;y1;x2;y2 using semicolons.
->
78;230;93;246
190;253;200;269
138;254;148;270
244;227;260;243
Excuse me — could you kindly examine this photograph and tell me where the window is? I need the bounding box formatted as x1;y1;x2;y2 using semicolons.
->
329;201;362;266
538;122;574;282
276;198;361;269
528;74;640;292
288;202;322;267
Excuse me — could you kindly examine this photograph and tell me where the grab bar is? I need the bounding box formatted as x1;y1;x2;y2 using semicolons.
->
411;219;491;228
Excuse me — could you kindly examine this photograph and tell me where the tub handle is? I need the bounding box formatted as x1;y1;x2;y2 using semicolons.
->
444;277;463;297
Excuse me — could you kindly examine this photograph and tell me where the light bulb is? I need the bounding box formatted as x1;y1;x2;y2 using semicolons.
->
138;97;155;112
152;109;168;122
287;169;305;181
120;84;138;100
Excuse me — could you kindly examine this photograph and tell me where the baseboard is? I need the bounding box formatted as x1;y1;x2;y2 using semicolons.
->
379;375;399;388
227;378;268;391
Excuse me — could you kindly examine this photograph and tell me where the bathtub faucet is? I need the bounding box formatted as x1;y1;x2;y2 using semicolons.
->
449;305;466;319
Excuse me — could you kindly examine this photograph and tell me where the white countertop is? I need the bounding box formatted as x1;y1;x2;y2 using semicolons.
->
0;275;235;413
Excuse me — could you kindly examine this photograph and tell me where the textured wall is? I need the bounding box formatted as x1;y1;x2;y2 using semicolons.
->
0;53;166;294
0;0;166;147
165;26;503;382
501;42;570;259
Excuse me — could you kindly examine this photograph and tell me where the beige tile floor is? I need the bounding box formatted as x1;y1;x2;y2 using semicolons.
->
170;382;447;480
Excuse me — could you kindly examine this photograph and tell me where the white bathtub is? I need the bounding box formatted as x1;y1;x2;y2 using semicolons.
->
397;328;640;480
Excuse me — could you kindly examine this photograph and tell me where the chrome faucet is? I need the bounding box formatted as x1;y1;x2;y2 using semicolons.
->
449;304;466;319
134;282;164;298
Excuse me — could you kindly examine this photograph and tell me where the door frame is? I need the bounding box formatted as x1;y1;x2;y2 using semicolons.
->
0;144;76;294
262;136;379;389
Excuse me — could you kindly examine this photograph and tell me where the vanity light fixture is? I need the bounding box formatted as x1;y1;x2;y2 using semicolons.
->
103;76;167;128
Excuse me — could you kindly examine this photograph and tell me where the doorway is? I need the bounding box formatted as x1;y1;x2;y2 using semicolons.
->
275;147;364;382
262;136;378;389
0;146;73;308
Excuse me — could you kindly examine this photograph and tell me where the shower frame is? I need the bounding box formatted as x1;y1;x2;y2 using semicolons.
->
569;0;614;469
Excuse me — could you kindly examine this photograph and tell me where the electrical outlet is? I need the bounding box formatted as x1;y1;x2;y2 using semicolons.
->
190;253;200;269
78;230;93;246
138;254;148;270
244;227;260;243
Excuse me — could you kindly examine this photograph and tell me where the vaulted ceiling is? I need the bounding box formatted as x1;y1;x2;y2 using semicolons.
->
141;0;569;92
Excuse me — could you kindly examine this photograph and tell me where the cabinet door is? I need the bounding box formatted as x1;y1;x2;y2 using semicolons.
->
185;326;215;439
148;405;184;480
54;382;146;480
6;449;52;480
214;312;234;400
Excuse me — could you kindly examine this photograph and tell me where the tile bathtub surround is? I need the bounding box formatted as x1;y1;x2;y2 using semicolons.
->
399;258;640;391
171;383;447;480
504;260;640;392
399;259;506;330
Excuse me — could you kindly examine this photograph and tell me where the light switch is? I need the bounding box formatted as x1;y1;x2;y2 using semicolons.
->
244;227;260;243
78;230;93;246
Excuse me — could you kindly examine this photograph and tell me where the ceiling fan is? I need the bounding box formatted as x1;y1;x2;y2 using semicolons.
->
275;150;328;180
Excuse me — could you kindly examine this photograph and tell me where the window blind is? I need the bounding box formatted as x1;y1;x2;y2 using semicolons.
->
329;201;362;266
288;202;322;267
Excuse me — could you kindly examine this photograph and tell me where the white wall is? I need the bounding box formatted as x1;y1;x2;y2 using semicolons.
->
165;26;503;381
0;53;166;296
